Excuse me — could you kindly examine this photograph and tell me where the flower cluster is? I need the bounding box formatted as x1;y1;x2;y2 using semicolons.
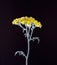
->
12;16;42;28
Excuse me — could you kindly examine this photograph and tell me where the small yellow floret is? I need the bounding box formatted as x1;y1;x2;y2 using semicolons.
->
12;18;20;25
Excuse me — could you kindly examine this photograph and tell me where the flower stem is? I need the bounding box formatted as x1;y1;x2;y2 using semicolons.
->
26;39;30;65
25;26;30;65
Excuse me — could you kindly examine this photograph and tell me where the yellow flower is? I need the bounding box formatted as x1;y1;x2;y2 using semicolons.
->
12;16;42;28
12;18;20;25
32;20;42;28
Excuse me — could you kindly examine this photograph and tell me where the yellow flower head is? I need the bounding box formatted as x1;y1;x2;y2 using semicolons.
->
12;16;42;28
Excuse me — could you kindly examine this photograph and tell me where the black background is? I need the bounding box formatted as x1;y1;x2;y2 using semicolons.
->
0;0;57;65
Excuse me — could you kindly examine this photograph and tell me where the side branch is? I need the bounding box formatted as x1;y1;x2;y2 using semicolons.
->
30;37;40;44
15;51;26;58
18;23;26;32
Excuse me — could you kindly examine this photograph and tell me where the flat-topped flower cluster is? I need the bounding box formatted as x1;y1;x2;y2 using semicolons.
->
12;16;42;28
